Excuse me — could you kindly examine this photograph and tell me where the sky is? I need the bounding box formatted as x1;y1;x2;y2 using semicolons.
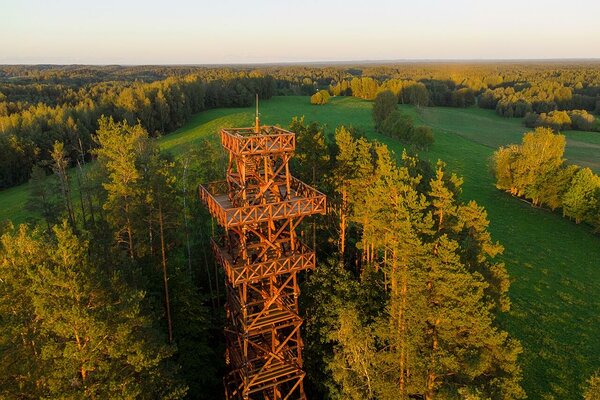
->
1;0;600;64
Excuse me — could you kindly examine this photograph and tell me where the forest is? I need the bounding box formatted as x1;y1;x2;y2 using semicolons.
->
1;115;526;399
1;63;600;399
2;63;600;189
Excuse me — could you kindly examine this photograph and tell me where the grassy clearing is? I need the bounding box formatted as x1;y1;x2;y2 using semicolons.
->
395;103;600;399
405;105;600;173
0;107;252;226
1;96;599;398
0;181;35;226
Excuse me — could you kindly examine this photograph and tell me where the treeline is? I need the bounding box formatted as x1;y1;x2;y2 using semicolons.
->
493;127;600;230
329;75;600;123
287;119;524;399
0;70;275;188
1;118;227;398
481;82;599;118
523;109;600;132
3;63;600;189
330;77;466;108
321;65;600;123
258;63;599;110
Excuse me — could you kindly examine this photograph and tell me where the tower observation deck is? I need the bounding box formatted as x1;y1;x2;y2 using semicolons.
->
199;123;326;399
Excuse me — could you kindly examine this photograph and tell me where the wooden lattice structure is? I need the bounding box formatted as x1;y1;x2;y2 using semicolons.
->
199;123;326;399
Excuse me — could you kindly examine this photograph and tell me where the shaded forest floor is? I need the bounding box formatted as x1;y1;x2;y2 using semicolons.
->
1;96;599;398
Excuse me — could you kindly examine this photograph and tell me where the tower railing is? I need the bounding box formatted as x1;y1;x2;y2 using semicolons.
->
199;178;326;229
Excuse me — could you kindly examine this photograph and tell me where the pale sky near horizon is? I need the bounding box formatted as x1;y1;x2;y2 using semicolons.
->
1;0;600;64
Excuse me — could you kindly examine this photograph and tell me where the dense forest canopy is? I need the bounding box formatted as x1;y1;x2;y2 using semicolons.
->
1;114;526;399
1;62;599;189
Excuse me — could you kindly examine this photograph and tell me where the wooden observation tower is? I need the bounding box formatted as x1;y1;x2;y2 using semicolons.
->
198;100;326;399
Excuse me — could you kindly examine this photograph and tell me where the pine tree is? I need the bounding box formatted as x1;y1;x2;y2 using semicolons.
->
0;222;187;399
92;116;148;260
429;161;462;232
139;145;180;343
373;158;430;399
330;126;357;257
50;141;77;227
181;140;225;304
26;165;62;231
345;136;378;268
289;117;330;187
322;138;524;400
301;259;364;398
169;264;221;399
0;223;47;398
289;117;331;249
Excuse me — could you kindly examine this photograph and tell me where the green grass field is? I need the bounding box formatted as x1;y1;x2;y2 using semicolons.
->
1;96;599;398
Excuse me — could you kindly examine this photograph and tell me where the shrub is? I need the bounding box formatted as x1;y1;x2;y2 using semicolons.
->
380;111;434;149
523;109;598;132
310;90;330;105
569;110;596;131
411;126;434;150
381;110;413;141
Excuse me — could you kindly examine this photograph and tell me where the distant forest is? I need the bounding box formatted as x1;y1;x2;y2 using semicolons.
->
1;63;600;189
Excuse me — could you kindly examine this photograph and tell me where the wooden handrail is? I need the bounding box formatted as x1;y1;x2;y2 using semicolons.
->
221;126;296;156
212;238;315;286
199;181;326;229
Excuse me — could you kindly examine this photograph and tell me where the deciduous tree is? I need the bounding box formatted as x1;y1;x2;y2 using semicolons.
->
372;90;397;131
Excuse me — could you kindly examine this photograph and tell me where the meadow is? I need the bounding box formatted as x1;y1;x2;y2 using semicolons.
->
1;96;599;398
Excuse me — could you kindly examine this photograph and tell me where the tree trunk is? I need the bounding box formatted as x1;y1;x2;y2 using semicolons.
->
75;162;87;227
339;188;347;258
426;318;440;400
400;256;408;396
182;159;193;277
58;168;76;227
125;201;135;260
158;203;173;343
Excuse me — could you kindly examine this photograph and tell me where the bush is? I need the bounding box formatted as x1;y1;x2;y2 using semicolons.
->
310;90;330;105
569;110;597;131
411;126;434;150
380;110;434;149
523;109;598;132
523;112;538;128
381;110;413;141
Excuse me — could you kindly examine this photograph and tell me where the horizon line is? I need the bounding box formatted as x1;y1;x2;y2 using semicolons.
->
2;57;600;67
